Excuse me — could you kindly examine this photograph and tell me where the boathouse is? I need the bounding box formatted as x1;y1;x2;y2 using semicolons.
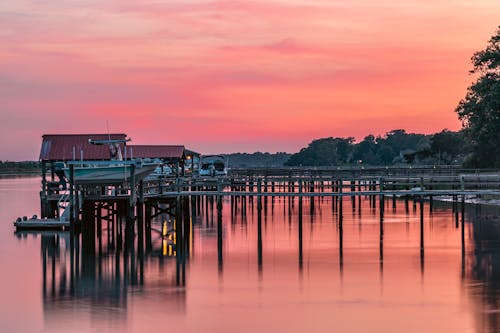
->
39;133;128;186
38;133;128;218
40;133;128;162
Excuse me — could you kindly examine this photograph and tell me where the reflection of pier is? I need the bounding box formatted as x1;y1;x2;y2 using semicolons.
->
36;176;473;281
16;183;484;332
15;196;195;322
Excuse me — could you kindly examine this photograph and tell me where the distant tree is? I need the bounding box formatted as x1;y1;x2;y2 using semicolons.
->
223;152;292;168
455;26;500;167
378;145;395;165
352;135;381;165
285;137;354;166
381;130;428;155
430;129;466;164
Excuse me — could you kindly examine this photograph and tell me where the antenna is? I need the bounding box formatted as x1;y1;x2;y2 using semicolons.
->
106;120;111;141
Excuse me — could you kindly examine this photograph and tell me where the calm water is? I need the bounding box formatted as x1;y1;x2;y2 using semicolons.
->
1;176;500;332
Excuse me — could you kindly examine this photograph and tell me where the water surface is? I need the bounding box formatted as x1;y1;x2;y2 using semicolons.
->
1;176;499;332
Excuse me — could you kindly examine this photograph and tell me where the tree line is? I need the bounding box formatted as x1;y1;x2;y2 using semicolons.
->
284;129;467;167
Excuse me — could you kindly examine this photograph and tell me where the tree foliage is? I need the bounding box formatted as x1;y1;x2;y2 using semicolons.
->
285;137;354;166
456;26;500;167
224;152;291;167
284;130;439;166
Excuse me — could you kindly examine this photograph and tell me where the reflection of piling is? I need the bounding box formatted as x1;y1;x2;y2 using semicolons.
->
298;180;303;270
217;187;223;273
257;179;263;272
175;196;186;286
339;197;344;273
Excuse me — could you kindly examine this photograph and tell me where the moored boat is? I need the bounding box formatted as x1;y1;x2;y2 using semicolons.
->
199;155;227;176
65;162;159;184
62;138;159;184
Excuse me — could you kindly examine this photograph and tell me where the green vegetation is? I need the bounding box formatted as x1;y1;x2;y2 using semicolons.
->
285;129;467;167
223;152;291;168
0;161;41;174
455;26;500;167
285;137;354;166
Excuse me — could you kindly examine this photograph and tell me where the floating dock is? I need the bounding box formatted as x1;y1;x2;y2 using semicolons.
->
14;218;70;230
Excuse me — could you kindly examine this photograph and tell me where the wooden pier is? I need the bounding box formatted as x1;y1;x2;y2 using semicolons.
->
29;164;500;231
14;164;500;296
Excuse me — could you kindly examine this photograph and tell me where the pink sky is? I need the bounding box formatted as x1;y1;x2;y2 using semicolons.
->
1;0;499;160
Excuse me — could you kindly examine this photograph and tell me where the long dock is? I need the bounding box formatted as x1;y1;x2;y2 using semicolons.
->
24;165;500;232
16;165;499;293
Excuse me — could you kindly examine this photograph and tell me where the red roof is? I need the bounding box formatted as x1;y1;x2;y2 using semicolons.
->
40;134;127;161
127;145;185;159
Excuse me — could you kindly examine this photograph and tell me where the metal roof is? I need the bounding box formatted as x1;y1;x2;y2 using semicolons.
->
40;134;127;161
127;145;186;159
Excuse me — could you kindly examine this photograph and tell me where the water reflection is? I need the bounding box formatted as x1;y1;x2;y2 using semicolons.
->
466;204;500;333
10;189;500;333
15;197;191;327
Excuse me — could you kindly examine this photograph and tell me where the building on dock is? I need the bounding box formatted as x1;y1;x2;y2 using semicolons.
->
39;134;129;218
127;145;200;175
37;133;200;221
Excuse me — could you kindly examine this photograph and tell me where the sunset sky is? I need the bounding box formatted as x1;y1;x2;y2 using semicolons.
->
1;0;499;160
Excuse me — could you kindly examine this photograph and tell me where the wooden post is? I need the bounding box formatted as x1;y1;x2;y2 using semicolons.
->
339;178;343;222
420;195;424;256
69;164;75;229
137;180;144;255
379;177;384;221
145;201;152;253
351;180;356;211
217;194;223;272
461;195;465;255
332;178;336;213
41;160;48;218
129;163;136;225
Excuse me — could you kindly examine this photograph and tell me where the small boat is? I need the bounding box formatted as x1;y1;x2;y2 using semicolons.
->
199;155;227;176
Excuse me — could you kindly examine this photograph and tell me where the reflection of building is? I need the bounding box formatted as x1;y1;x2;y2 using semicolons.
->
15;196;196;327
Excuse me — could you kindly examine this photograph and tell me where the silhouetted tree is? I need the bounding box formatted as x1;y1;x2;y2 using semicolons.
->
456;26;500;167
285;137;354;166
353;135;385;165
430;129;466;164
